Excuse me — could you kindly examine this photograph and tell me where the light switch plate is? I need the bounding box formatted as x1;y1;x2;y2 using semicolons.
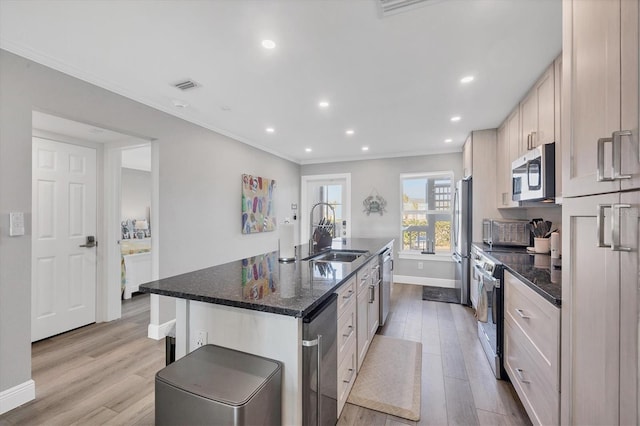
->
9;212;25;236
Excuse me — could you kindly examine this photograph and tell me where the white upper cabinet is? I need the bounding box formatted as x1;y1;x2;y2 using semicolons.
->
520;65;556;154
562;0;640;197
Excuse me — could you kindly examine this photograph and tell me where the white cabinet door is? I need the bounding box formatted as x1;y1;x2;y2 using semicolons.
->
561;193;621;425
32;138;97;341
619;190;640;426
620;0;640;192
562;0;623;196
367;282;379;340
536;66;555;148
356;287;369;371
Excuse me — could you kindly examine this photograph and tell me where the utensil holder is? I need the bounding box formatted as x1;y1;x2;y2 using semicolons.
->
533;237;550;254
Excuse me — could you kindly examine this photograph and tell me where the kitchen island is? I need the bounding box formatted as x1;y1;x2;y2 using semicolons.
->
140;237;393;425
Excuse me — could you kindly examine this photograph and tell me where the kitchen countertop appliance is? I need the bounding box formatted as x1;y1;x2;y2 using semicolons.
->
482;219;531;247
379;247;393;326
302;293;337;425
470;245;505;379
452;177;472;305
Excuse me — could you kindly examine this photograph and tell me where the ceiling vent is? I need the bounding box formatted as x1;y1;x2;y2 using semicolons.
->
377;0;442;17
173;79;200;91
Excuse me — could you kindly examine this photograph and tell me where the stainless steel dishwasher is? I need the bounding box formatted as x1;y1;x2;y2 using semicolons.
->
302;292;337;426
380;248;393;326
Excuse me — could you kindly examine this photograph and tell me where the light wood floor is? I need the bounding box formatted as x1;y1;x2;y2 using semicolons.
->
0;284;530;425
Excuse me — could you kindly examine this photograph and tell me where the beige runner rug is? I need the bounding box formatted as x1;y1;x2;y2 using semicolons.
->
346;335;422;421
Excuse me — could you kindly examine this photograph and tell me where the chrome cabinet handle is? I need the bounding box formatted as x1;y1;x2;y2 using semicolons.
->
515;368;531;384
369;285;375;303
342;289;354;300
342;325;354;338
612;204;632;252
515;309;530;319
597;137;615;182
531;131;537;149
597;204;612;248
342;368;355;384
612;130;633;180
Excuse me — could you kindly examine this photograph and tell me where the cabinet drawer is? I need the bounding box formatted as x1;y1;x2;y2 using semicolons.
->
504;271;560;368
337;339;357;416
504;320;559;426
357;263;371;294
336;276;357;315
337;298;356;362
370;262;380;284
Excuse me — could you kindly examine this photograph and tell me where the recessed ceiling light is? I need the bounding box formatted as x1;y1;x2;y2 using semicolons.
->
172;99;189;108
460;75;474;83
345;129;355;135
266;127;275;133
444;138;453;143
362;146;369;151
262;40;276;49
305;148;312;152
450;116;461;122
318;101;330;108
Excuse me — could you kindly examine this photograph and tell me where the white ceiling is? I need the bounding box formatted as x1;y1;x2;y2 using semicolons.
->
0;0;562;165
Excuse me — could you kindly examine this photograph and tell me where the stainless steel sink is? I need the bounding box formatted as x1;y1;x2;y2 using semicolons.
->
304;249;368;263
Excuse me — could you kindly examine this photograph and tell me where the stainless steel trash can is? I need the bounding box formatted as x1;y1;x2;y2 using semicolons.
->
155;344;282;425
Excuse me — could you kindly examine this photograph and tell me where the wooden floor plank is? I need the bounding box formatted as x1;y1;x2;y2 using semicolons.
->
444;376;480;426
418;353;448;426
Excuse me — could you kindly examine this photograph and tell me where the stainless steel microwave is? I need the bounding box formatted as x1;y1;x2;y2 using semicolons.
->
512;142;555;202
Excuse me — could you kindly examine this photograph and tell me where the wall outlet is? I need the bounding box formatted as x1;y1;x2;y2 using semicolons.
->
418;262;424;270
196;330;208;347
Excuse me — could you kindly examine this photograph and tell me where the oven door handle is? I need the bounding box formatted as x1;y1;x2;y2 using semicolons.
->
473;264;500;288
491;284;498;324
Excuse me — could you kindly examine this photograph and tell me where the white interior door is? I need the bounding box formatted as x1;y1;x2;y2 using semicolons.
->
32;137;97;341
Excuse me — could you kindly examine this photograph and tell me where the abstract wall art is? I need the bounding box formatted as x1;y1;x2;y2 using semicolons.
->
242;174;276;234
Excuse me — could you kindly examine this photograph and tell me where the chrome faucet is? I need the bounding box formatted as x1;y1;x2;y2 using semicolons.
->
309;202;335;253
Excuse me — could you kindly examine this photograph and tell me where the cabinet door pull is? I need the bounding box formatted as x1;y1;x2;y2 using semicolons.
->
342;289;354;300
612;130;633;180
369;285;375;303
597;204;612;248
597;137;615;182
342;325;354;338
342;368;355;384
531;131;537;148
611;204;632;252
515;308;530;319
515;368;531;384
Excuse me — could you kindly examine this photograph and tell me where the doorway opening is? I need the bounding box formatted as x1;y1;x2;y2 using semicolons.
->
301;173;351;244
31;111;156;342
119;145;152;302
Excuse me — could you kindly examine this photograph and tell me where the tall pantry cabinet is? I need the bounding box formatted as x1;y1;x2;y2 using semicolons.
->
561;0;640;425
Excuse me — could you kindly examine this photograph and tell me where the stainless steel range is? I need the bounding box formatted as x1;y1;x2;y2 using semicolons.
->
470;245;504;379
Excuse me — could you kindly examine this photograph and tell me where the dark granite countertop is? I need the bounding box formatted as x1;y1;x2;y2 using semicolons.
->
472;242;562;306
139;238;393;318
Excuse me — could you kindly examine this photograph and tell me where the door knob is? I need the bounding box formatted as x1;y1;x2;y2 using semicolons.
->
79;236;97;248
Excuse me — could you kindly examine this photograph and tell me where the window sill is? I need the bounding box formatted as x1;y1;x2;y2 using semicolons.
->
398;251;453;262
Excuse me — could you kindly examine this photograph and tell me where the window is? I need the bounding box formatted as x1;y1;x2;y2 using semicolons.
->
400;172;453;253
301;174;351;242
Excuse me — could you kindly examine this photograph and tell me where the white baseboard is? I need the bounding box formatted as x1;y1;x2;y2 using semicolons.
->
148;319;176;340
0;380;35;415
394;275;456;288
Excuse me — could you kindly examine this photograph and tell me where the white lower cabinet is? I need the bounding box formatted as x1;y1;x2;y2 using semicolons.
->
504;270;560;426
336;256;381;416
337;338;357;415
